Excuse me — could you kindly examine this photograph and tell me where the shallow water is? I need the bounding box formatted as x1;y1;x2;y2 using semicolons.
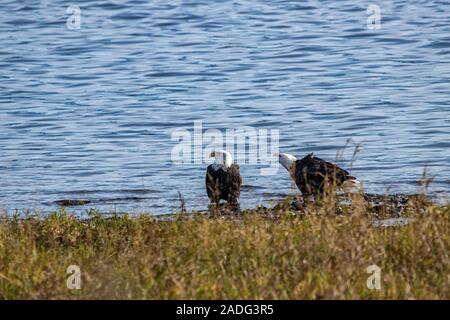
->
0;0;449;215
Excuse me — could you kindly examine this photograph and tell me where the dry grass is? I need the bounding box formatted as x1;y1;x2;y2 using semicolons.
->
0;196;448;300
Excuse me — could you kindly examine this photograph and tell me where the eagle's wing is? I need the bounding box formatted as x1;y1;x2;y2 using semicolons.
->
295;154;355;194
309;155;354;183
227;164;242;203
206;164;221;202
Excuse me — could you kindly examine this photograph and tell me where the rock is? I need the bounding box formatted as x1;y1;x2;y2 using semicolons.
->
55;199;91;206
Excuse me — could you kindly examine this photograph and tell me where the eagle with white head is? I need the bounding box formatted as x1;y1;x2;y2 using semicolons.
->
277;152;361;198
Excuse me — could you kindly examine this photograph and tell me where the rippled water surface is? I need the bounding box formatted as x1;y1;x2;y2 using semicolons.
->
1;0;449;214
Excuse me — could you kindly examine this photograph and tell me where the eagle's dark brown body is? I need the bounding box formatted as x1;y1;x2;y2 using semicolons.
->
294;153;357;197
206;164;242;204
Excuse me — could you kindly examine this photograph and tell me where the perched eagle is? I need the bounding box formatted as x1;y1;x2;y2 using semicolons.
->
277;152;360;198
206;150;242;204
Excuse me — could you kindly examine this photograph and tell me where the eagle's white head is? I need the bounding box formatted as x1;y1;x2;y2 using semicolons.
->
210;150;233;168
275;152;297;172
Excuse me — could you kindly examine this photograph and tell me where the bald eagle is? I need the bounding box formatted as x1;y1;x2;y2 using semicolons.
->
206;150;242;204
277;152;360;198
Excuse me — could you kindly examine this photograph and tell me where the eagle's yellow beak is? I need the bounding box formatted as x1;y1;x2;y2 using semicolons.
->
209;151;215;158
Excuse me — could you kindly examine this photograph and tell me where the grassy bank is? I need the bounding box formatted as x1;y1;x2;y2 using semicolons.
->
0;196;449;299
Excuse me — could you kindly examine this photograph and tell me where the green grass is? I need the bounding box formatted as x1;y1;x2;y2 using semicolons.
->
0;196;448;299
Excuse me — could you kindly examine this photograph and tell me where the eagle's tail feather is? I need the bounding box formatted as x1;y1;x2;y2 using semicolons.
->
341;178;362;193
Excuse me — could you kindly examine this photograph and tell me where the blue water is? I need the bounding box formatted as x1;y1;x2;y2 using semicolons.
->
1;0;449;215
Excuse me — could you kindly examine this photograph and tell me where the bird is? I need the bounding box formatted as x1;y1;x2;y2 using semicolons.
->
276;152;360;199
206;150;242;204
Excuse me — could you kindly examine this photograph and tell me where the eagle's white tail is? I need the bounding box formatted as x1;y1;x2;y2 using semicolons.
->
341;179;362;193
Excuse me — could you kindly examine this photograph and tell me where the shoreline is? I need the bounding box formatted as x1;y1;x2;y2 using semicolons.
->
2;192;445;219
